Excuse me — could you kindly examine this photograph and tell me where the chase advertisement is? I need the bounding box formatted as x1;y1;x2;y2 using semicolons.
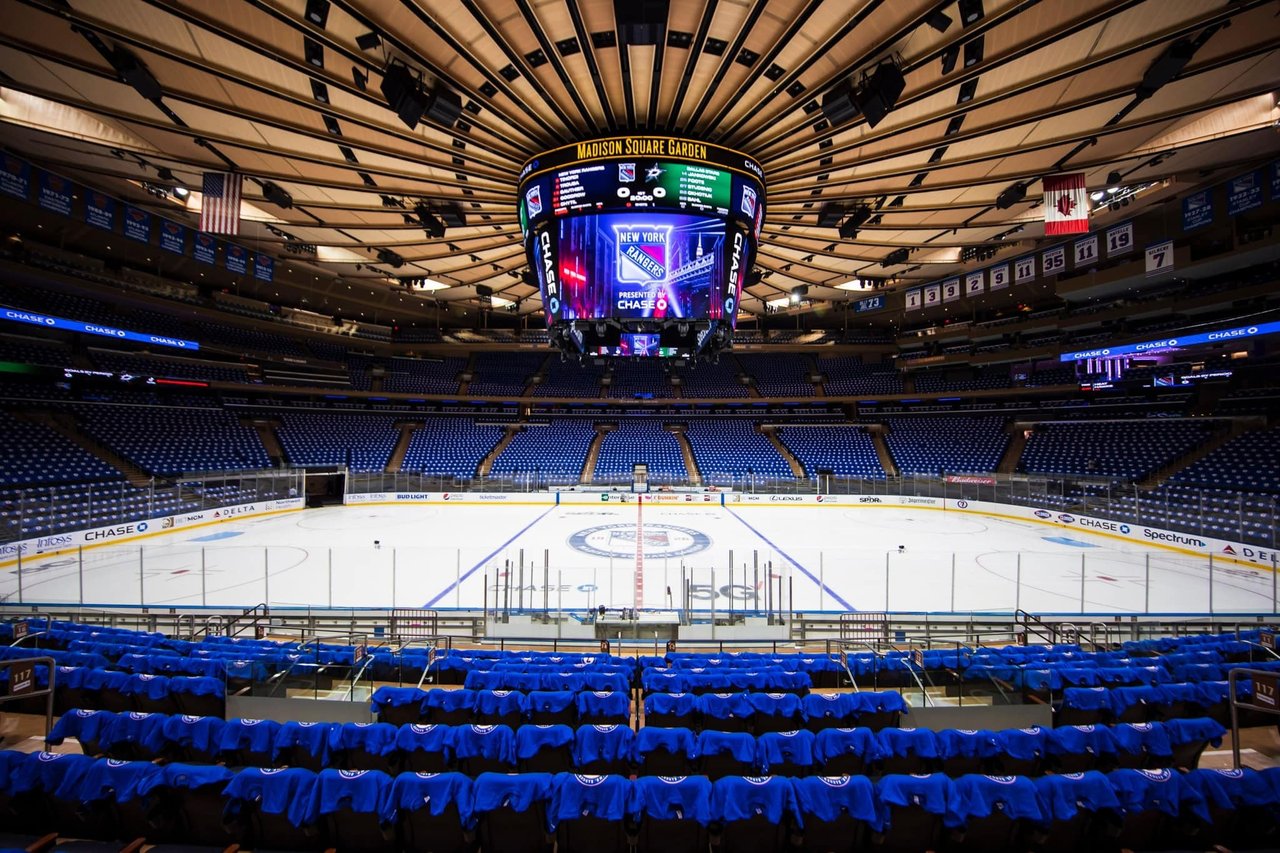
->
537;212;738;324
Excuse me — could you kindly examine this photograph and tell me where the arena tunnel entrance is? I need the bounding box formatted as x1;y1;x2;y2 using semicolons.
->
303;468;347;507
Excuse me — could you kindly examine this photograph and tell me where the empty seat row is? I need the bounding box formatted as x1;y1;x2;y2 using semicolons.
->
374;686;630;727
640;668;812;694
463;668;631;692
1057;680;1248;726
644;690;907;733
47;710;635;777
10;751;1276;853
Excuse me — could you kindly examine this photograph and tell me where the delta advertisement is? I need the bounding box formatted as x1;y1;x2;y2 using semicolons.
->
0;498;304;564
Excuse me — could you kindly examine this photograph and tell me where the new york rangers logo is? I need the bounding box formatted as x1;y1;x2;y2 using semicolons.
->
525;186;542;217
618;163;635;182
614;224;669;283
740;185;757;218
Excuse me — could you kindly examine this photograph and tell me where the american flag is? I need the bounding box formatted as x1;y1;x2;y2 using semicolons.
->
200;171;241;235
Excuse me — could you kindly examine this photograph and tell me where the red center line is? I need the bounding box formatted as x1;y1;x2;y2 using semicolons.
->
634;493;644;610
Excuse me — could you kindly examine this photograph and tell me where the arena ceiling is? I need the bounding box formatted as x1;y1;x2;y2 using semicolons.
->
0;0;1277;324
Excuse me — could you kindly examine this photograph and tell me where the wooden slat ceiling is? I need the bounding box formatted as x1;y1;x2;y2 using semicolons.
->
0;0;1276;319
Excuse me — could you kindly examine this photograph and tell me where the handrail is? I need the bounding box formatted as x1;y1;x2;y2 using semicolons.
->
824;639;860;692
887;643;933;708
198;614;227;639
1014;609;1059;645
226;604;269;639
1087;621;1114;652
344;652;377;701
8;631;51;647
0;656;56;747
1242;640;1280;662
1228;667;1280;769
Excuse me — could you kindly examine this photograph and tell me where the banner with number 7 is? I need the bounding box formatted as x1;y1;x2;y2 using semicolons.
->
1145;240;1174;276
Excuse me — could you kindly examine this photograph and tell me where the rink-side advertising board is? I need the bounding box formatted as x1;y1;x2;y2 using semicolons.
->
0;498;304;566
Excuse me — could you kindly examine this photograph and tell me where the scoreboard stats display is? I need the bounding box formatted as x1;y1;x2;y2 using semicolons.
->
519;136;765;357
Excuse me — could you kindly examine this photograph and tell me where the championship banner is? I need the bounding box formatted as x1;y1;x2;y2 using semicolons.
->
1226;170;1263;216
1013;256;1035;284
1073;234;1098;267
123;206;151;243
1105;222;1133;257
941;277;960;302
905;288;922;310
253;253;274;282
988;263;1010;290
225;243;248;275
1043;172;1089;235
1182;190;1213;231
923;283;941;307
964;271;984;296
159;220;186;255
1145;240;1174;276
0;155;31;200
84;191;116;231
193;233;217;265
1041;245;1066;276
37;171;73;216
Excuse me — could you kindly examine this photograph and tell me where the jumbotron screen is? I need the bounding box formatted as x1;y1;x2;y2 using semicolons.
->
519;136;765;356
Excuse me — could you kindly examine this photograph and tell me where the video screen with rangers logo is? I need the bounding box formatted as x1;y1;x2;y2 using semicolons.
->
519;137;764;349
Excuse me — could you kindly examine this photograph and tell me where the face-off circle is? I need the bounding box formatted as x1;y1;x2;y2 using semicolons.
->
568;523;712;559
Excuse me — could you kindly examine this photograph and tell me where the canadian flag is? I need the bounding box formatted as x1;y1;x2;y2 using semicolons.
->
1043;173;1089;235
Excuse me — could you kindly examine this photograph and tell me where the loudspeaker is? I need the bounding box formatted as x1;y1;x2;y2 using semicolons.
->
1138;38;1194;98
821;79;859;125
109;47;162;101
304;0;329;27
857;61;905;128
817;203;844;229
424;85;463;126
840;204;872;239
476;284;493;298
615;0;669;45
438;203;467;228
381;63;427;129
995;182;1027;209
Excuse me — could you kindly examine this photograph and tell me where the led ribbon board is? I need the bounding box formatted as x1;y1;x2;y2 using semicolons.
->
1060;320;1280;361
2;307;200;351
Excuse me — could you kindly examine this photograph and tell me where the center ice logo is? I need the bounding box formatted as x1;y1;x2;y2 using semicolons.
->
568;523;711;559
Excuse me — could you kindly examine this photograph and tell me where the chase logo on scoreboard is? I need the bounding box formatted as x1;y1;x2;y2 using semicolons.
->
615;225;670;283
568;524;711;559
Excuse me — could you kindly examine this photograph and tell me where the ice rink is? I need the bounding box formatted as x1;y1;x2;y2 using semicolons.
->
2;500;1274;614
